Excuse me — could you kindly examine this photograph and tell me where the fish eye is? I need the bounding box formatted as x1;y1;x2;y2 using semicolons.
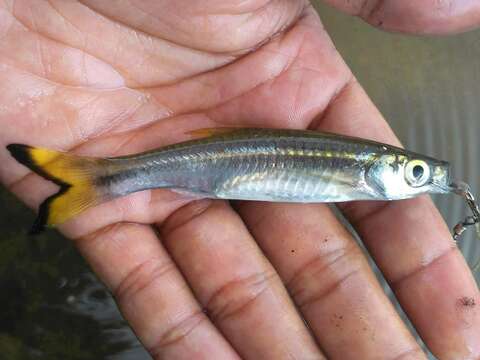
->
405;160;430;187
412;165;424;179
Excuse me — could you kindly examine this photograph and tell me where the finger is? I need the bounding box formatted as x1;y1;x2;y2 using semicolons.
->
236;202;425;359
73;222;240;360
316;78;480;358
321;0;480;34
158;200;324;359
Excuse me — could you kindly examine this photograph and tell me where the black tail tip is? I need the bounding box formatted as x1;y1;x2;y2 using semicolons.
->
27;224;46;236
28;223;46;235
28;197;51;235
7;143;34;167
7;144;45;235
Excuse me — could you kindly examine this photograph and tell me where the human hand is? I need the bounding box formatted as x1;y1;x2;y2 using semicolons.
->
1;1;480;358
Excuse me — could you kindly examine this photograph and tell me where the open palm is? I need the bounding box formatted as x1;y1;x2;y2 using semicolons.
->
2;1;480;359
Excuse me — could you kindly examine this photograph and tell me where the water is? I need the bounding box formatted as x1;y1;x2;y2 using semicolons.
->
1;3;479;359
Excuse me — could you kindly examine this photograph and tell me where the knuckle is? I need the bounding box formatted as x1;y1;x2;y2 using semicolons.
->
74;222;121;247
205;270;277;322
148;310;207;358
160;199;219;238
114;257;176;303
390;246;456;290
288;243;363;309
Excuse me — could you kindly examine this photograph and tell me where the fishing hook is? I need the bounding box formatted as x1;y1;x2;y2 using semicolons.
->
450;181;480;272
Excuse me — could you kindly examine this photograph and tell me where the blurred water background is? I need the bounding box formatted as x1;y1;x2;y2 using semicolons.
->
1;2;479;359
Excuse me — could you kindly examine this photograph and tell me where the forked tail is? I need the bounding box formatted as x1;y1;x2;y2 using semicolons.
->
7;144;108;234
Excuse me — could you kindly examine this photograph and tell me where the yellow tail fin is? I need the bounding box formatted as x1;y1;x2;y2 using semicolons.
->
7;144;106;233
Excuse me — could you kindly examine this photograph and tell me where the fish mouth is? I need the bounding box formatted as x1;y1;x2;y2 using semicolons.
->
432;181;453;194
430;162;452;194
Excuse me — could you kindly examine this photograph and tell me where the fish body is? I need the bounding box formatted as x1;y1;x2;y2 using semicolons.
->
7;128;451;232
103;128;450;202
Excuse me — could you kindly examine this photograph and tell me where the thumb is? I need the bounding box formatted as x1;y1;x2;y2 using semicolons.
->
321;0;480;35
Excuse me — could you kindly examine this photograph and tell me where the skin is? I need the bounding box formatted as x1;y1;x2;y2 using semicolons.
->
1;0;480;358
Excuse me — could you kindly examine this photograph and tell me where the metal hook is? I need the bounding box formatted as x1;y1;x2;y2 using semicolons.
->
450;181;480;239
450;181;480;272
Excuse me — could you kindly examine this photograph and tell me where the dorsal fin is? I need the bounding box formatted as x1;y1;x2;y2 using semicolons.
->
186;127;239;139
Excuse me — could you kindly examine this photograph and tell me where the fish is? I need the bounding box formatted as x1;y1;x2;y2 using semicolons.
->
5;127;458;234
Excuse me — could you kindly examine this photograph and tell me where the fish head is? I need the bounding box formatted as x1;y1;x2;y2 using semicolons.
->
366;152;451;200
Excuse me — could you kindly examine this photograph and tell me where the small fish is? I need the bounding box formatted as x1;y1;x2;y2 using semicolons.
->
5;128;477;238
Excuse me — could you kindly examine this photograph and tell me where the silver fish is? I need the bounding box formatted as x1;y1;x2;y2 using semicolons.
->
4;127;469;234
105;128;451;203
